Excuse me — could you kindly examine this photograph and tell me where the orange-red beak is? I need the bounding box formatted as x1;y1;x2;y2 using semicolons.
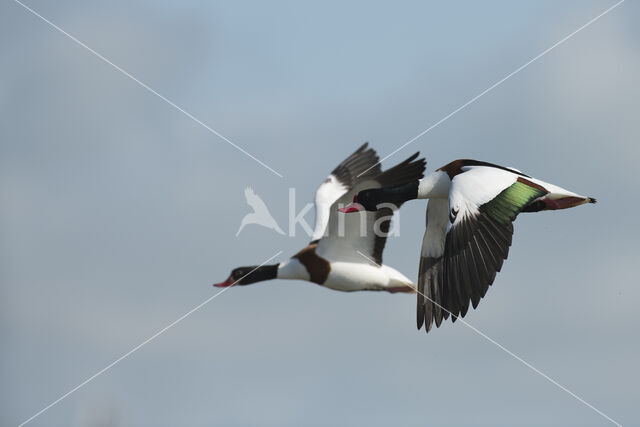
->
213;276;234;287
338;195;363;213
543;196;596;210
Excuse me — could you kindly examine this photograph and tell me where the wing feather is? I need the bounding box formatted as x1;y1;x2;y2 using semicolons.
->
416;199;448;332
419;165;549;332
311;143;380;241
438;167;547;326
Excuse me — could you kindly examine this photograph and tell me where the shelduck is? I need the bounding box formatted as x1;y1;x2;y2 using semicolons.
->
214;143;426;293
340;159;596;332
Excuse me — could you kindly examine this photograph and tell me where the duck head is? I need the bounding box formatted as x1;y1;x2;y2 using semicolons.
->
214;264;279;287
338;190;380;213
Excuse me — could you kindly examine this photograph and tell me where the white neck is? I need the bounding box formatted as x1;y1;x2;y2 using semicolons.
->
276;258;310;281
417;171;450;199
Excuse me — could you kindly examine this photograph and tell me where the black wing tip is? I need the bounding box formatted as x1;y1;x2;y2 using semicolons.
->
404;151;421;162
588;197;597;204
407;152;426;169
356;141;369;152
377;153;427;186
395;153;426;176
418;313;435;333
330;142;381;186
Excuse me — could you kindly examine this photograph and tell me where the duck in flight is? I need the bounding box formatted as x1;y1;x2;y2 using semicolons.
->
340;159;595;332
215;143;425;293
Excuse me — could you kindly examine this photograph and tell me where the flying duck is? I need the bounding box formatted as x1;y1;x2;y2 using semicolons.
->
214;143;426;293
340;159;596;332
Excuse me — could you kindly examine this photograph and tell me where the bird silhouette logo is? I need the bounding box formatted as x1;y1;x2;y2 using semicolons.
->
236;187;285;236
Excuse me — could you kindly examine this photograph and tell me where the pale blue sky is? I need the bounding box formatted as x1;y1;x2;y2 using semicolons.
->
1;1;639;426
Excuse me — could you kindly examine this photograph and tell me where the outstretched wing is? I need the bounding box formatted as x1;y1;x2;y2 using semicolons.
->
317;153;425;265
419;165;548;331
416;199;448;332
311;143;381;241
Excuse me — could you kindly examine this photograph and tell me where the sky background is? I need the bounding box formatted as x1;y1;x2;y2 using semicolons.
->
1;0;639;426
